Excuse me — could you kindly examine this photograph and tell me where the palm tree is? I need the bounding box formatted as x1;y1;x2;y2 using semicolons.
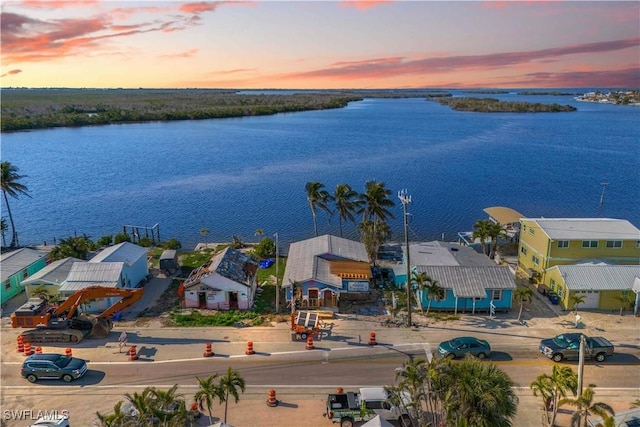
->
613;292;633;316
472;219;491;256
412;271;430;315
0;217;7;247
571;293;586;313
305;181;333;237
1;161;31;247
357;180;395;224
151;384;186;427
123;387;155;425
530;365;578;427
559;385;614;427
424;279;444;317
95;401;135;427
442;357;518;427
513;286;534;322
194;374;224;425
200;228;210;247
392;358;428;424
333;183;361;237
486;221;506;259
357;218;391;265
219;367;246;424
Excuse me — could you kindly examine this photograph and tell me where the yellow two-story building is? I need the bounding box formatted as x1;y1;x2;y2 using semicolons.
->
517;218;640;310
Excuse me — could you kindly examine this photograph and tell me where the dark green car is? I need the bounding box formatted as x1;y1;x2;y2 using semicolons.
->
437;336;491;359
21;353;88;383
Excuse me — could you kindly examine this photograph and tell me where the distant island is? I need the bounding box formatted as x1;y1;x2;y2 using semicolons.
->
517;91;579;96
574;90;640;106
431;97;577;113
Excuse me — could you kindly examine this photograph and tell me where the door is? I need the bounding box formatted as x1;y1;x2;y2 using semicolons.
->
229;291;238;310
198;292;207;309
323;290;333;307
575;291;600;309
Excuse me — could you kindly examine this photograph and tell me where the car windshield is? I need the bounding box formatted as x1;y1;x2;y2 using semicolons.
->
450;339;463;348
552;335;572;347
53;356;72;368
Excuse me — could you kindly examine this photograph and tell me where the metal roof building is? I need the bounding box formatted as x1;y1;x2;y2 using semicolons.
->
530;218;640;240
552;265;640;291
415;265;516;298
59;262;124;292
22;257;85;286
0;248;48;283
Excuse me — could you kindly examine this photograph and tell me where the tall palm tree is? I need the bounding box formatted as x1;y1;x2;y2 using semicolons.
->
412;271;430;315
559;385;614;427
194;374;224;425
571;294;586;313
424;279;445;316
333;183;361;237
513;286;534;322
357;180;395;224
530;365;578;427
0;217;7;247
219;366;246;424
472;219;491;256
486;221;506;259
1;161;30;247
200;228;210;247
305;181;333;237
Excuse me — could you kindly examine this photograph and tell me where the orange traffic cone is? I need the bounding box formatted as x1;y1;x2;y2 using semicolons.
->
306;336;315;350
245;341;255;355
65;348;73;357
35;346;43;354
23;342;33;356
203;343;214;357
369;332;377;346
336;387;344;394
266;389;279;407
17;336;24;353
128;345;138;361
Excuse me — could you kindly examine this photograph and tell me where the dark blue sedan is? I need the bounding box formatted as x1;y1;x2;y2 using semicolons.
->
437;336;491;360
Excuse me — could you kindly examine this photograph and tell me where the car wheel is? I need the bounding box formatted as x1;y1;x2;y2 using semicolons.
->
26;374;37;383
400;414;413;427
62;374;73;383
340;417;354;427
476;352;486;360
446;353;455;360
595;352;606;363
552;353;563;362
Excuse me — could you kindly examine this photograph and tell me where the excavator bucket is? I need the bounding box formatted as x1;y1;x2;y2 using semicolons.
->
87;317;113;339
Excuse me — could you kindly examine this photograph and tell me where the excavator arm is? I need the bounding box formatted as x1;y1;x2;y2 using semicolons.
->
54;286;144;319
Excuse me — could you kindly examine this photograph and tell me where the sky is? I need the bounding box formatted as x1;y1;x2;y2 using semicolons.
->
1;0;639;89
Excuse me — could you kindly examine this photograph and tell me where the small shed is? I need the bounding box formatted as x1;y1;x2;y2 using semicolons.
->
159;250;179;274
89;242;148;288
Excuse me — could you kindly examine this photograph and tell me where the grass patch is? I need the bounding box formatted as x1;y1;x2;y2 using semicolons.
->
426;312;461;321
171;310;268;326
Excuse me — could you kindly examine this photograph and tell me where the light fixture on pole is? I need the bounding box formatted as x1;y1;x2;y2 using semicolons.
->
274;232;279;313
398;189;412;328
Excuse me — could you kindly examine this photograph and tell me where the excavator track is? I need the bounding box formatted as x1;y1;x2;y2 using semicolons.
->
19;328;86;344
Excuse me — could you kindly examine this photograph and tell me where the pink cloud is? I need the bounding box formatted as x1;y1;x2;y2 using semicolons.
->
0;69;22;78
160;49;199;59
20;0;98;9
179;1;255;15
339;1;391;10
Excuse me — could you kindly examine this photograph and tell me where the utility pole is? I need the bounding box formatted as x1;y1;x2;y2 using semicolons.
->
274;232;279;313
599;182;608;206
398;189;412;328
577;334;586;396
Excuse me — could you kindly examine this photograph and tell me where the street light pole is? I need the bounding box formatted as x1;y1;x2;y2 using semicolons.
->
274;232;279;313
398;189;412;328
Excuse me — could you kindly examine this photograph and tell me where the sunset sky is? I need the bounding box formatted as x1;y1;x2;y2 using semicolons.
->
2;1;639;89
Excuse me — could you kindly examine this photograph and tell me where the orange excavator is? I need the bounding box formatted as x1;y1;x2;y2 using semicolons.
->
11;286;144;344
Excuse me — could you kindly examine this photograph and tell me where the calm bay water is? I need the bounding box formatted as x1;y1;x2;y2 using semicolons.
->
2;92;639;249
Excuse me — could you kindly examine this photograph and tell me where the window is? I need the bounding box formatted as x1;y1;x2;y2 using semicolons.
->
529;228;535;235
520;247;527;256
637;241;640;248
4;280;10;290
491;289;502;300
606;240;622;248
364;401;386;410
557;240;569;248
581;240;598;248
550;279;556;290
22;268;29;279
532;255;540;265
557;287;564;298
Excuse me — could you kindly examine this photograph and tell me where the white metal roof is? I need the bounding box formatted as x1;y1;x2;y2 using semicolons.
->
89;242;147;265
554;265;640;291
415;266;516;298
0;248;48;282
283;235;368;287
21;257;85;286
59;262;123;292
529;218;640;240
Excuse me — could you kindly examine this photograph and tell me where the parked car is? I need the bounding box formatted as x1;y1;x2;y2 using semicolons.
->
21;353;87;383
539;333;614;362
437;336;491;359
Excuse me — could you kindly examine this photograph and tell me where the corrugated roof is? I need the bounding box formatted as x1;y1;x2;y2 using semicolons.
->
554;265;640;291
283;235;369;287
415;266;515;298
59;262;123;291
22;257;85;285
0;248;48;282
89;242;147;265
184;247;257;288
483;206;524;225
530;218;640;240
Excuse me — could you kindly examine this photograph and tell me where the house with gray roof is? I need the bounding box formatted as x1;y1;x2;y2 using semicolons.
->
58;262;125;313
282;235;372;310
414;265;516;314
21;257;84;299
89;242;149;288
183;247;258;310
0;248;49;305
546;264;640;311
